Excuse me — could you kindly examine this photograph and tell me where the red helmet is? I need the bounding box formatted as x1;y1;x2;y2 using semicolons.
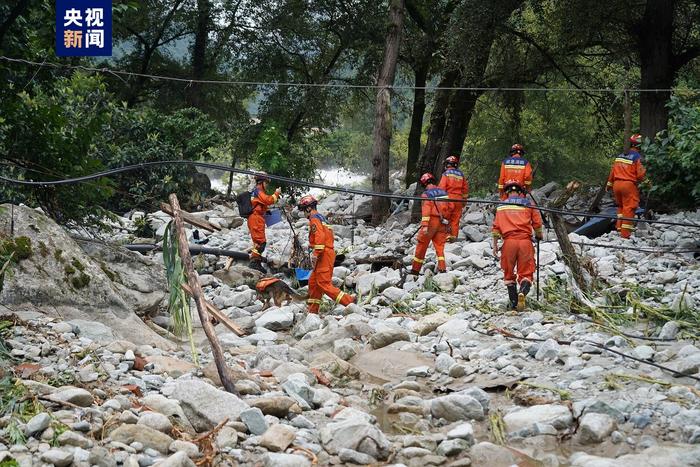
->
629;133;643;147
445;155;459;167
419;172;436;186
254;171;270;183
510;143;525;156
297;194;318;210
503;179;524;194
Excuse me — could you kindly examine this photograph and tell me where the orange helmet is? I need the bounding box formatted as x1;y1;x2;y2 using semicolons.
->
445;155;459;167
629;134;643;147
297;194;318;210
503;179;524;194
419;173;436;186
510;143;525;156
254;171;270;183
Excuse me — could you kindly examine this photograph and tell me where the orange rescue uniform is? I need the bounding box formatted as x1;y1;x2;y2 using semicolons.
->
306;211;353;313
247;186;279;259
606;150;646;238
492;195;543;285
412;185;450;273
438;168;469;239
498;155;533;200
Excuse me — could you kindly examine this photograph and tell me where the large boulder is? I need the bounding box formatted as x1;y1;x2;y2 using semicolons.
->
320;416;391;460
163;379;248;432
77;240;167;317
0;204;172;348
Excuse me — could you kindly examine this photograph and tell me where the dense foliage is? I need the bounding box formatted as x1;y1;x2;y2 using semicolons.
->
644;96;700;209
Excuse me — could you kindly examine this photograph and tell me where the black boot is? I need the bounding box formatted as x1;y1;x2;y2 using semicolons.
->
520;280;531;296
507;284;518;310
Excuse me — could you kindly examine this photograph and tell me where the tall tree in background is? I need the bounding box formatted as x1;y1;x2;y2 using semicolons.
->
371;0;405;224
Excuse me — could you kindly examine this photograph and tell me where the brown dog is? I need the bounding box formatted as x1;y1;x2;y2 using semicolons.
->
256;277;306;310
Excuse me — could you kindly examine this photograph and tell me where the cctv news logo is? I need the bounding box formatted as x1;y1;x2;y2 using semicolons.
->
56;0;112;56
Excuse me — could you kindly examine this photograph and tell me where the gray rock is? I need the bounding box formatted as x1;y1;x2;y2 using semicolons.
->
140;395;193;432
659;321;680;340
264;453;311;467
320;417;391;460
446;423;474;445
676;353;700;375
333;338;360;361
504;404;572;434
470;442;518;467
168;440;198;457
57;430;92;448
40;448;74;467
26;412;51;435
433;272;460;292
535;339;560;361
437;438;471;457
165;379;248;431
430;394;485;422
137;412;173;434
435;353;457;374
215;427;238;449
272;362;314;384
153;451;195;467
369;328;410;349
406;366;431;377
110;425;174;455
338;448;377;465
255;307;295;331
260;424;296;452
633;345;655;360
381;286;406;302
292;313;322;338
52;388;94;407
570;445;700;467
240;407;268;435
579;413;616;444
282;377;316;410
412;312;451;336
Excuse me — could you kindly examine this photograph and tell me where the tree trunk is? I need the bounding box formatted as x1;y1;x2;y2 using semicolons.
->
370;0;405;225
638;0;674;139
187;0;211;109
434;88;481;174
405;61;429;187
167;194;238;394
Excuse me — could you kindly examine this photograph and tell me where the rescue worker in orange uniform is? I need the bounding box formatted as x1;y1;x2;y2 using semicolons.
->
606;134;647;239
438;155;469;242
297;195;355;314
247;172;281;272
498;144;533;200
492;181;544;311
411;173;451;275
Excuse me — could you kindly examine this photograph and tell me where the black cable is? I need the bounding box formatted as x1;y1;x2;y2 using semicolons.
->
540;239;700;255
2;159;699;229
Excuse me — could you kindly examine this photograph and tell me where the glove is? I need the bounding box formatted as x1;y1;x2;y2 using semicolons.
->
275;187;282;196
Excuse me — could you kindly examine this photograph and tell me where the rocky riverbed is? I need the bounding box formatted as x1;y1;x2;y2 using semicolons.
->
1;186;700;467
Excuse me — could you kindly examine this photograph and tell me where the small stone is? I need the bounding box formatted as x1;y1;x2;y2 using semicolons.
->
659;321;680;340
137;412;173;434
57;431;92;449
579;413;616;444
407;366;431;377
338;448;377;465
263;453;311;467
369;328;410;349
437;438;471;457
109;424;174;454
124;350;136;361
240;407;268;435
430;394;484;422
446;423;474;445
153;451;195;467
41;448;74;467
26;412;51;435
215;427;238;449
52;388;94;407
168;440;198;458
435;353;457;374
535;339;560;361
260;424;296;452
633;345;655;360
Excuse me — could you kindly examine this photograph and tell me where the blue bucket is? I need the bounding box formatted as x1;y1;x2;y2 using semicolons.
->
264;209;282;227
295;268;311;281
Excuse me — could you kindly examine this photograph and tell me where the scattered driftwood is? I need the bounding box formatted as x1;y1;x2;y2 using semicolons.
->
548;181;590;295
160;202;220;233
181;283;245;337
166;194;237;394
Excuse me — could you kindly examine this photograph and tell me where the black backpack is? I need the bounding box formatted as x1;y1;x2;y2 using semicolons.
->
236;191;253;218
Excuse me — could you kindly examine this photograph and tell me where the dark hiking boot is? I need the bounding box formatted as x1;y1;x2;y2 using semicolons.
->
507;284;518;310
520;280;531;297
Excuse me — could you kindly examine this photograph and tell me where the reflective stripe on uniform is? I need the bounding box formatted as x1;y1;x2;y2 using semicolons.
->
614;158;633;165
313;245;326;250
620;223;635;230
307;299;322;304
413;257;424;263
335;291;346;304
496;205;528;211
421;216;430;221
437;256;445;260
504;164;525;170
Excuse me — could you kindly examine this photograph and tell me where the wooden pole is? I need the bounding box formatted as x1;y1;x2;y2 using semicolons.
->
168;194;238;394
547;181;589;294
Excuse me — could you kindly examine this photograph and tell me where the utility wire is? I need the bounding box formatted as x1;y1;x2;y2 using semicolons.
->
2;56;699;93
2;159;699;230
